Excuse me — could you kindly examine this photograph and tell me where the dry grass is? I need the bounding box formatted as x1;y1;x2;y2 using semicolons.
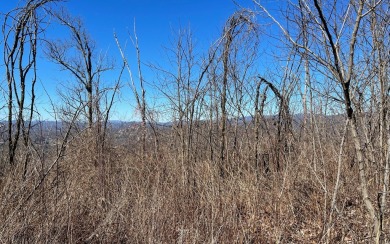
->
0;125;387;243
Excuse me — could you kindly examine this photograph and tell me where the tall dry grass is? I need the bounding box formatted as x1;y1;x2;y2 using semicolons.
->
0;123;386;243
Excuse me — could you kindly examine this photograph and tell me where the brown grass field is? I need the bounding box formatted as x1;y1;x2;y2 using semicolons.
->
0;120;385;243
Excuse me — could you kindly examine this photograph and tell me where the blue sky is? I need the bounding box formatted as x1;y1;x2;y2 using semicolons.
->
0;0;247;120
1;0;286;121
66;0;240;48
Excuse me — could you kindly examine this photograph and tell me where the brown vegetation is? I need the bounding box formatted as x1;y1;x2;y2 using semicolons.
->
0;0;389;243
2;120;382;243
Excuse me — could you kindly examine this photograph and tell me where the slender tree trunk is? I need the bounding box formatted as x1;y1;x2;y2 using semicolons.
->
220;32;231;177
87;84;93;129
7;72;14;165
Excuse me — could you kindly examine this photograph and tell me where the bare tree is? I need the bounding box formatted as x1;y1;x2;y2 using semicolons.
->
253;0;389;241
259;75;294;172
254;80;268;174
145;27;217;188
46;9;112;130
218;9;256;177
2;0;60;168
115;25;148;163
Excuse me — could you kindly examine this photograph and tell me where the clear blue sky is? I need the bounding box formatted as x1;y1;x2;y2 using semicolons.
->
66;0;241;50
1;0;282;121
